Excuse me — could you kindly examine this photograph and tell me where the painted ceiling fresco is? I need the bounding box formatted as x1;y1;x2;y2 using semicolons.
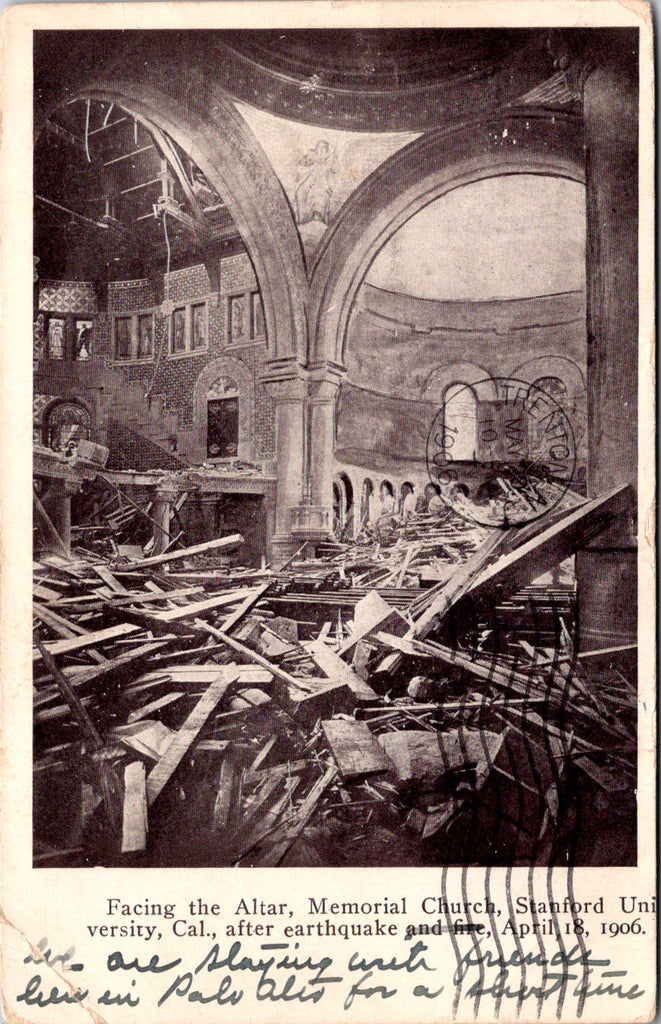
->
235;101;420;256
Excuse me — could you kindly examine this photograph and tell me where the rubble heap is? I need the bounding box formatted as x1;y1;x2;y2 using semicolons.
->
32;483;636;867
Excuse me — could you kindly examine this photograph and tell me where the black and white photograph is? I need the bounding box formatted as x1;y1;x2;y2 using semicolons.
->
30;25;641;869
1;5;654;1022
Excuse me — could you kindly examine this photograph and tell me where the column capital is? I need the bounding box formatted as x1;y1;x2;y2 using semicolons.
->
263;375;308;404
307;360;346;403
259;354;306;394
152;484;181;502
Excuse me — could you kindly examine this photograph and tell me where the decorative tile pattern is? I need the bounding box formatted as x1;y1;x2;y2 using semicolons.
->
39;280;97;314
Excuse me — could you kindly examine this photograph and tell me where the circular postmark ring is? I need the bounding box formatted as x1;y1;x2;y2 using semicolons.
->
425;376;577;528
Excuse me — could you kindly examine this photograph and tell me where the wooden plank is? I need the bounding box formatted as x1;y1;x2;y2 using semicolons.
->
194;619;307;695
33;583;63;601
231;778;300;861
396;543;418;588
212;758;235;831
36;622;140;659
103;586;206;608
121;762;148;853
117;532;244;570
93;564;130;594
281;680;354;722
337;590;409;658
577;643;637;660
255;766;337;866
127;692;185;723
220;583;270;633
156;588;252;622
60;640;174;688
321;719;393;779
146;665;239;805
35;639;104;749
127;664;273;689
33;601;91;638
464;484;631;610
304;639;378;703
248;735;278;773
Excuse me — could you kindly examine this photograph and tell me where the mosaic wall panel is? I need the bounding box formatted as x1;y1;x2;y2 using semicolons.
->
39;280;97;314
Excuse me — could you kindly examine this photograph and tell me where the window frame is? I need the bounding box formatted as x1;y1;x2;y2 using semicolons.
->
46;315;66;360
112;310;156;365
442;382;479;463
168;300;209;359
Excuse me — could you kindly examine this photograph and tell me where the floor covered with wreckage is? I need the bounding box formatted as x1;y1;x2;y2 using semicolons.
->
33;482;637;869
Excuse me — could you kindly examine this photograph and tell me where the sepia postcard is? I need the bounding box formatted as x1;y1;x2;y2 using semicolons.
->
0;2;655;1021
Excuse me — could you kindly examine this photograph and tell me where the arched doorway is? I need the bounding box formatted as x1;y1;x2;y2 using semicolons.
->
206;378;239;460
332;472;355;540
43;400;92;454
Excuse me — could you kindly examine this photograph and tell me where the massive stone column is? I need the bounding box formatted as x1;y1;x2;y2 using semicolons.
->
308;374;342;514
264;376;307;564
577;41;639;652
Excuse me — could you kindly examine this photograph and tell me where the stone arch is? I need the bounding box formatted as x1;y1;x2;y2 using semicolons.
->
310;109;586;368
513;355;586;396
34;35;308;365
42;397;94;451
514;355;588;459
193;356;255;464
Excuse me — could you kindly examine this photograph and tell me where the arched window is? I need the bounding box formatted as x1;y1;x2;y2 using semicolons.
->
207;377;239;459
333;473;355;539
379;479;396;517
43;401;91;453
443;383;477;461
529;377;568;456
360;478;374;527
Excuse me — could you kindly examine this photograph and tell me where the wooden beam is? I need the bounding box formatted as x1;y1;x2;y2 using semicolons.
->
321;719;393;779
116;533;243;570
156;589;253;623
194;619;308;696
35;640;104;749
463;484;632;609
121;762;148;853
220;583;270;633
36;622;140;659
146;666;239;805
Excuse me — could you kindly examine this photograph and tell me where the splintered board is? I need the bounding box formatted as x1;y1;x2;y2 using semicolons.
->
146;666;239;805
321;718;394;780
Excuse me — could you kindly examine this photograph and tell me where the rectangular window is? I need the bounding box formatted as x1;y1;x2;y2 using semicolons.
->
47;318;66;359
137;313;154;359
168;302;208;356
75;319;93;360
191;303;207;350
250;291;265;340
228;294;246;343
207;396;239;458
171;307;187;353
113;313;155;362
114;316;133;361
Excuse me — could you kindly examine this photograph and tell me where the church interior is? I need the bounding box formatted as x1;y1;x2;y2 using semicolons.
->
32;28;639;868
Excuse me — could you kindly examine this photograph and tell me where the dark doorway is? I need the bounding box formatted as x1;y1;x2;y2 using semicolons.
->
207;396;239;458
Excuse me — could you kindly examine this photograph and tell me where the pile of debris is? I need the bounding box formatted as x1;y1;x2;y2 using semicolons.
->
32;484;636;867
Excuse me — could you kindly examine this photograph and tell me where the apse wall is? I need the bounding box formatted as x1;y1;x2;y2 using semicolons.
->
333;283;587;513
